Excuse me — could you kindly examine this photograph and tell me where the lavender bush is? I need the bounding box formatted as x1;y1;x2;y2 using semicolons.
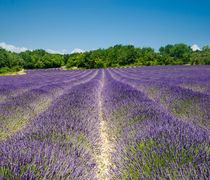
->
0;70;101;179
102;69;209;179
0;66;209;179
109;66;210;128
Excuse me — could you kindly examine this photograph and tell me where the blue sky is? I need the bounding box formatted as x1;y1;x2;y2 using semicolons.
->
0;0;210;53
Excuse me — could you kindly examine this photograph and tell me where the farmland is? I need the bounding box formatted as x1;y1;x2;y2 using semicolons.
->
0;65;209;179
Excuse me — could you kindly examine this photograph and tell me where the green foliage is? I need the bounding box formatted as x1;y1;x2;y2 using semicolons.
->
202;45;210;51
0;67;11;74
94;58;105;68
0;43;209;73
20;49;63;69
190;46;210;65
0;48;23;72
0;48;65;74
64;43;209;69
159;43;192;65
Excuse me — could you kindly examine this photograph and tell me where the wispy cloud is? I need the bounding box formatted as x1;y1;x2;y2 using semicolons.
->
71;48;85;54
191;44;201;51
46;49;83;54
46;49;63;54
0;42;28;53
0;42;86;54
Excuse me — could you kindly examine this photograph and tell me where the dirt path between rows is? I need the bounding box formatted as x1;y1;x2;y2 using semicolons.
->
96;70;113;180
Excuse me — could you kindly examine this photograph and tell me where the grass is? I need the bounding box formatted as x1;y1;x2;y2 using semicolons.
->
180;84;207;93
0;69;26;76
62;66;82;70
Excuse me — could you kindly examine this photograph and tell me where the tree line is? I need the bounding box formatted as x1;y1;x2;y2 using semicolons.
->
0;49;63;74
0;44;209;73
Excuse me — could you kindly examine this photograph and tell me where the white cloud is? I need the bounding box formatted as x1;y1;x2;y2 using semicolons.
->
47;48;84;54
46;49;75;54
0;42;28;53
61;49;68;54
71;48;85;54
0;42;86;55
191;44;201;51
46;49;63;54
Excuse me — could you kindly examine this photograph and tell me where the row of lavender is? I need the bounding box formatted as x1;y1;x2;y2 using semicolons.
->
109;66;210;129
0;70;103;179
0;66;209;179
112;65;210;95
102;68;209;179
0;69;88;103
0;69;97;140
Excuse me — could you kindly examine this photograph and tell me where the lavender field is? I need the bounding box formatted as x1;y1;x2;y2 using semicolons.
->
0;66;209;179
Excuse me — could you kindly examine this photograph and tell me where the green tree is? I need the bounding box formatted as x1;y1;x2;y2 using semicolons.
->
190;46;210;65
94;58;105;68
